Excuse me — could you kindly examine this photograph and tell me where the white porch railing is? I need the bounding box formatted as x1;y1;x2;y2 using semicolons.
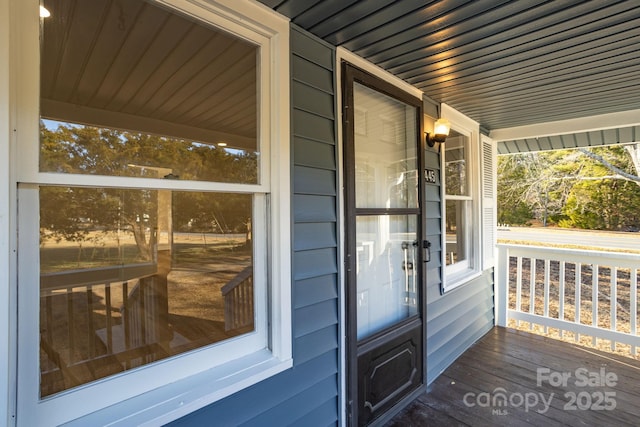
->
496;244;640;356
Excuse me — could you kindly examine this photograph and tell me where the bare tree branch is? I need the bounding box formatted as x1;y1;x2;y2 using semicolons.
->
624;144;640;175
577;148;640;184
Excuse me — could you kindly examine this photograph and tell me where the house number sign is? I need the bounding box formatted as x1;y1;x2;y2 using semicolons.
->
424;169;437;184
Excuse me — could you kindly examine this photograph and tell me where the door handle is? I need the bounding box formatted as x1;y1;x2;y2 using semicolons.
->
423;240;431;263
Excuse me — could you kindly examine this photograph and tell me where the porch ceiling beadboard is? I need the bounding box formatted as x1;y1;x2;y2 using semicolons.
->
259;0;640;136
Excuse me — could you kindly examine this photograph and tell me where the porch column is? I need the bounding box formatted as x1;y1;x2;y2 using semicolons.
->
495;245;509;327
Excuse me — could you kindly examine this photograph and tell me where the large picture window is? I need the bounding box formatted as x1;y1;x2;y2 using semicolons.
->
15;0;290;425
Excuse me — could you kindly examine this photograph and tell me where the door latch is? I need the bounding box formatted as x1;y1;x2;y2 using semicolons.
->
423;240;431;263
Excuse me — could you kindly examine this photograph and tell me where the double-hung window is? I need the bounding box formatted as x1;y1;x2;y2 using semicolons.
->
14;0;290;425
441;105;481;291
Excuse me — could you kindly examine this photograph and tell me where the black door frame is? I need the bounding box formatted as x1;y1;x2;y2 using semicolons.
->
342;61;426;426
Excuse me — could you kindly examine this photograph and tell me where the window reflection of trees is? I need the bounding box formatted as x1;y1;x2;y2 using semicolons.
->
40;121;258;184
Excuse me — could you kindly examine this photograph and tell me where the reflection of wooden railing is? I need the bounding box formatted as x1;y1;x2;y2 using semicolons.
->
39;262;253;395
221;266;254;332
39;263;159;395
40;263;157;293
40;263;157;356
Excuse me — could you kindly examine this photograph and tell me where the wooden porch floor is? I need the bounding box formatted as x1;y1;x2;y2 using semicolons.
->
386;327;640;427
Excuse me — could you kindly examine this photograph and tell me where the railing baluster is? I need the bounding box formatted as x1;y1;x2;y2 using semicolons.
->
499;244;640;357
592;265;599;346
496;247;509;327
123;282;130;357
516;256;522;327
631;269;637;356
529;258;536;331
559;261;565;338
67;287;75;363
46;293;53;348
575;263;581;342
105;283;113;354
611;267;617;351
87;285;95;359
544;259;550;333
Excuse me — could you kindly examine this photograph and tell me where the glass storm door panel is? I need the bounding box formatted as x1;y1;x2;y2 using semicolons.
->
355;211;419;341
353;82;420;340
343;64;424;426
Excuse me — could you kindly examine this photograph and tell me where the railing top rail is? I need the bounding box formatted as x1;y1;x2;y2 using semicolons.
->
221;266;253;295
40;263;157;291
497;243;640;268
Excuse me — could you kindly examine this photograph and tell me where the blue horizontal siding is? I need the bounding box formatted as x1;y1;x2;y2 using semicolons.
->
294;222;337;251
293;166;336;195
294;325;338;365
295;299;338;339
292;81;335;119
423;129;494;386
242;374;338;427
292;55;334;93
171;350;338;427
291;29;333;70
426;271;494;384
289;397;338;427
293;195;336;223
294;274;338;309
294;137;336;169
293;110;335;143
294;248;338;280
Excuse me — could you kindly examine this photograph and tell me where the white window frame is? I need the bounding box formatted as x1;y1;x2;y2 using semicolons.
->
440;103;482;292
0;0;14;424
11;0;291;425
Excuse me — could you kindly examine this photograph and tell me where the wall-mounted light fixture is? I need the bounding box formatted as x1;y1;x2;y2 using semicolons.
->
425;118;451;147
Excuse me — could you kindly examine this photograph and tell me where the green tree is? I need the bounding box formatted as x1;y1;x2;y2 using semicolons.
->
498;143;640;231
498;151;577;226
40;122;257;261
561;145;640;230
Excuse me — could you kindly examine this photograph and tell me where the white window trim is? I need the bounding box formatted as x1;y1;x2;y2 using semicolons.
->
10;0;291;425
1;0;16;423
440;103;482;292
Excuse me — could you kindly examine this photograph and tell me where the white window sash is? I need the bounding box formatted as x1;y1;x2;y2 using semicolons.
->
11;0;292;425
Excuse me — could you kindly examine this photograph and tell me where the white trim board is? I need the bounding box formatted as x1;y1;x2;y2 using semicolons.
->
337;47;424;100
490;108;640;142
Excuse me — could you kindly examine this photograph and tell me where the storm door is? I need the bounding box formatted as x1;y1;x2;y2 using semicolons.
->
342;63;425;426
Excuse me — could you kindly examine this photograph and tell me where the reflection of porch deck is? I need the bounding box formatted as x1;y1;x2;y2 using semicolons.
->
387;327;640;426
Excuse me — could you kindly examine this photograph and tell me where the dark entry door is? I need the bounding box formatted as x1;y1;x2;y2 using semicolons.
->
342;63;425;426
